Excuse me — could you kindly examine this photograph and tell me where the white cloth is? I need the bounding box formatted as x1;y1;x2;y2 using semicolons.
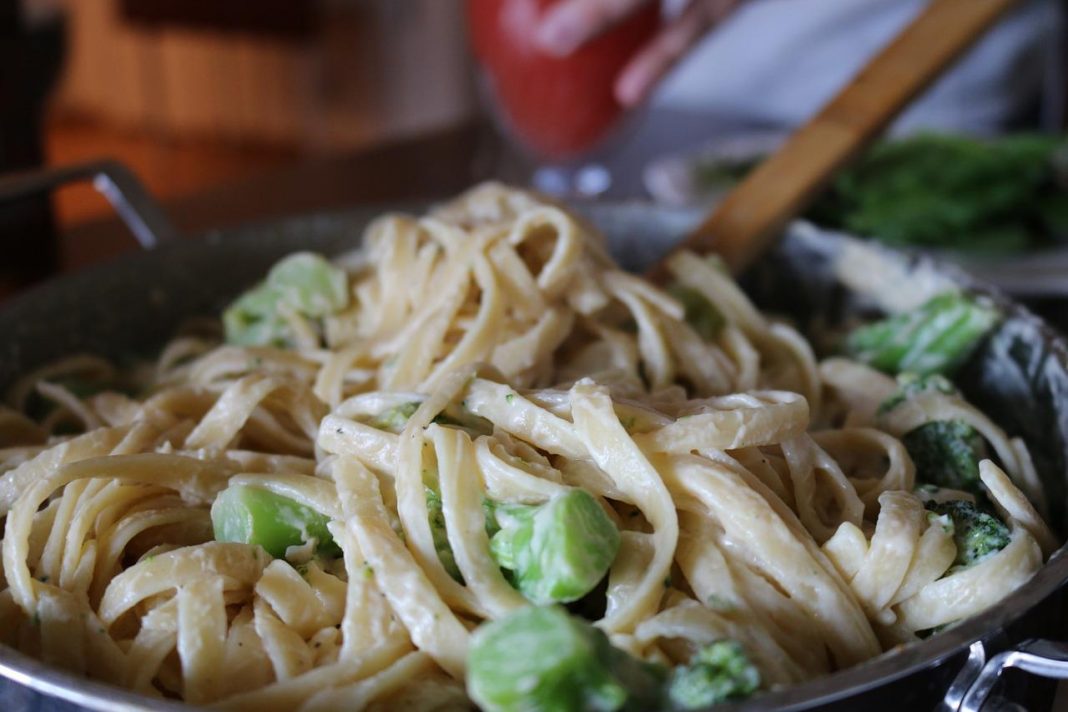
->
654;0;1064;134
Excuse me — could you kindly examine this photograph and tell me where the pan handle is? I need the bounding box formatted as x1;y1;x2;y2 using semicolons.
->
0;160;179;248
947;639;1068;711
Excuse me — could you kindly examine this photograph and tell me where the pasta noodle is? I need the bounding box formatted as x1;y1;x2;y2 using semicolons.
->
0;183;1056;709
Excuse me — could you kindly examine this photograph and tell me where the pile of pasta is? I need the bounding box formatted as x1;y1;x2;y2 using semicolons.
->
0;184;1057;709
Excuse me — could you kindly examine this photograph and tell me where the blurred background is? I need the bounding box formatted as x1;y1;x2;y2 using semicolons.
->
2;0;481;291
1;0;1067;302
25;0;475;235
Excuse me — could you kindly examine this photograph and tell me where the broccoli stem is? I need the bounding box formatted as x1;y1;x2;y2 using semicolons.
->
846;293;1000;376
467;606;665;712
223;284;291;347
223;252;348;347
467;607;761;712
265;252;348;317
667;640;761;710
211;484;339;559
490;489;621;605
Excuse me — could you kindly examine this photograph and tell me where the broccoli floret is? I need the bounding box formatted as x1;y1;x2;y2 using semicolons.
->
490;489;620;605
846;293;1000;376
667;640;761;710
668;285;725;341
902;421;988;494
467;606;665;712
878;372;959;415
928;499;1010;567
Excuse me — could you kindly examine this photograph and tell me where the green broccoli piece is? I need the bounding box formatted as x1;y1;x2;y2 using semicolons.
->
367;401;491;437
483;497;502;539
667;285;726;341
878;372;959;415
265;252;348;318
211;484;340;559
430;407;494;438
878;375;987;494
490;490;620;605
223;252;348;346
807;133;1067;252
466;606;665;712
425;486;463;583
928;499;1010;567
368;401;422;433
846;293;1000;376
667;640;761;710
371;406;492;584
902;420;988;495
223;283;292;347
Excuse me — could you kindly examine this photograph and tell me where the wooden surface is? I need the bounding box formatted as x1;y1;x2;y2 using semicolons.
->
46;115;296;230
669;0;1023;276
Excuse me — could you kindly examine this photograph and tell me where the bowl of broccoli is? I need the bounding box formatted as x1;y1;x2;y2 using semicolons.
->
646;133;1068;297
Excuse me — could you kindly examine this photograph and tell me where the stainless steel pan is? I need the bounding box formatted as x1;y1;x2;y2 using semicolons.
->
1;162;1067;711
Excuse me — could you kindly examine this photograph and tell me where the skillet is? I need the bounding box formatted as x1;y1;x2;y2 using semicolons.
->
0;162;1067;711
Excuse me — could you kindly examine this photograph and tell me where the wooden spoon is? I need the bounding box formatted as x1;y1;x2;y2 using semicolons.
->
649;0;1022;279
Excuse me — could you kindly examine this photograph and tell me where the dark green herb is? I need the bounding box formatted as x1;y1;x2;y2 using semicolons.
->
808;133;1068;251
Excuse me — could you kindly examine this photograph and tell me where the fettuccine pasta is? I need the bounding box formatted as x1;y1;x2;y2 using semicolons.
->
0;184;1055;710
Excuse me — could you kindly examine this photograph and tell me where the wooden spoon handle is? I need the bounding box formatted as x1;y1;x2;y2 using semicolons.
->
652;0;1021;279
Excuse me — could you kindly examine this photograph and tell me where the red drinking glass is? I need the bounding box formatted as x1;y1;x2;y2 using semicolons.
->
467;0;661;195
